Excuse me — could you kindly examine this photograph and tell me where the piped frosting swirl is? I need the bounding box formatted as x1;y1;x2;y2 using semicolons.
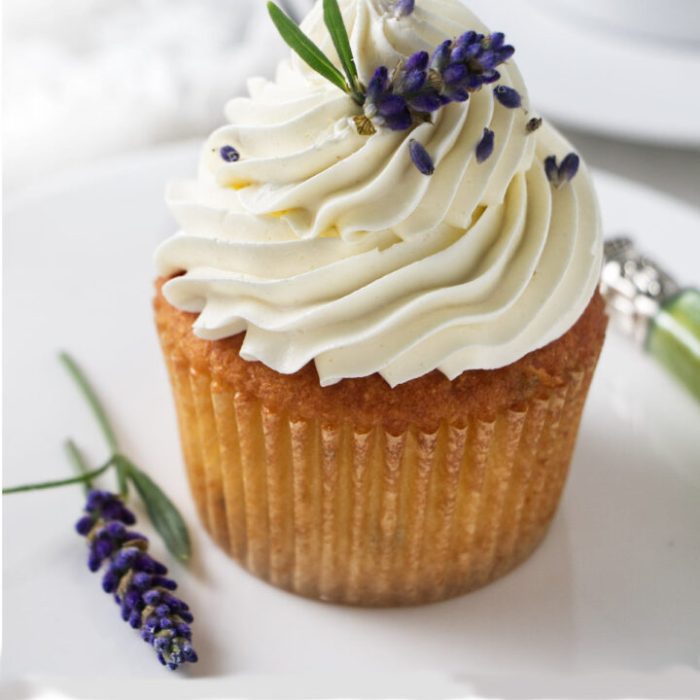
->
156;0;602;387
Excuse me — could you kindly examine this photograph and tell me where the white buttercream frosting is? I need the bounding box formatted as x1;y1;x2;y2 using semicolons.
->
155;0;603;387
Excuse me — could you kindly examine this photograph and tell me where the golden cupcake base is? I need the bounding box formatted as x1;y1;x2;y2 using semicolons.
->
155;280;607;606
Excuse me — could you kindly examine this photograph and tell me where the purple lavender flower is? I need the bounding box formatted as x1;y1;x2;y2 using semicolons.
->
409;139;435;175
77;490;197;670
493;85;522;109
476;128;495;163
544;153;580;187
363;66;413;131
359;30;516;136
219;145;240;163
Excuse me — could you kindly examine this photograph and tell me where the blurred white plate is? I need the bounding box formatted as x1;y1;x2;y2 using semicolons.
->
540;0;700;46
467;0;700;148
3;142;700;697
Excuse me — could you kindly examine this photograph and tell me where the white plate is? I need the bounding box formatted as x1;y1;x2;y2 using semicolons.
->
3;142;700;697
467;0;700;149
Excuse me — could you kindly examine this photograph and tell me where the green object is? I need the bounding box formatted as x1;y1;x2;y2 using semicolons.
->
3;352;192;563
647;289;700;403
2;462;111;495
323;0;361;98
122;456;192;563
267;2;350;95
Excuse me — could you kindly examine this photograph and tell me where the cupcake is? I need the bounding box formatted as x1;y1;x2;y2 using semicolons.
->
154;0;607;606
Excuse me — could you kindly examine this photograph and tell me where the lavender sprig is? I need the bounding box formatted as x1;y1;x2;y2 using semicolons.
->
359;31;517;138
3;353;197;671
266;1;526;176
77;490;197;670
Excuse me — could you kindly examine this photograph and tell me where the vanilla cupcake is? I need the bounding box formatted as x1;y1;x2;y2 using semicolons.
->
154;0;606;606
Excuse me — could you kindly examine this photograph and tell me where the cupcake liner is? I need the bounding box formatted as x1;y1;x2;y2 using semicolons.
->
162;349;597;606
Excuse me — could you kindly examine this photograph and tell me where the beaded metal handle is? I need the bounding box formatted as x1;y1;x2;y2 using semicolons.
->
601;237;700;403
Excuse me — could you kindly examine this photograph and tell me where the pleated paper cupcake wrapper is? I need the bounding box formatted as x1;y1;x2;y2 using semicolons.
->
165;354;593;606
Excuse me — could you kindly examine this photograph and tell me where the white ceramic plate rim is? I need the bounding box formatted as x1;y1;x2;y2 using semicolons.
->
3;142;700;697
466;0;700;149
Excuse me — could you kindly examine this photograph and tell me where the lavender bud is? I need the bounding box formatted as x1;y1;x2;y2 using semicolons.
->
409;139;435;176
219;145;240;163
481;70;501;85
366;66;390;100
151;576;178;591
132;571;152;589
75;516;94;536
105;521;126;538
394;0;415;17
86;491;108;511
478;49;497;71
143;590;161;605
493;85;522;109
442;63;468;86
490;32;506;50
377;94;409;118
176;622;192;637
476;128;495;163
408;92;442;113
183;645;198;663
400;69;427;94
559;153;580;183
384;109;413;132
431;40;453;72
101;568;121;593
544;156;559;184
405;51;429;73
455;31;478;49
496;45;515;62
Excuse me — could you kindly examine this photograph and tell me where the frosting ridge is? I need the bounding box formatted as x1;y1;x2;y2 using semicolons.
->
156;0;602;387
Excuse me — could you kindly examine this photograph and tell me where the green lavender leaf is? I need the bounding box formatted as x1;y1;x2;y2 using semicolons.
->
267;2;349;94
122;457;191;562
59;352;128;496
59;352;119;453
64;439;93;495
323;0;360;97
3;462;112;495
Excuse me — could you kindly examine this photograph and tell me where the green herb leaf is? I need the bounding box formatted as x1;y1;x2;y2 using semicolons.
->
323;0;360;96
3;461;112;495
267;2;349;94
122;457;191;562
64;439;93;495
59;352;119;453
